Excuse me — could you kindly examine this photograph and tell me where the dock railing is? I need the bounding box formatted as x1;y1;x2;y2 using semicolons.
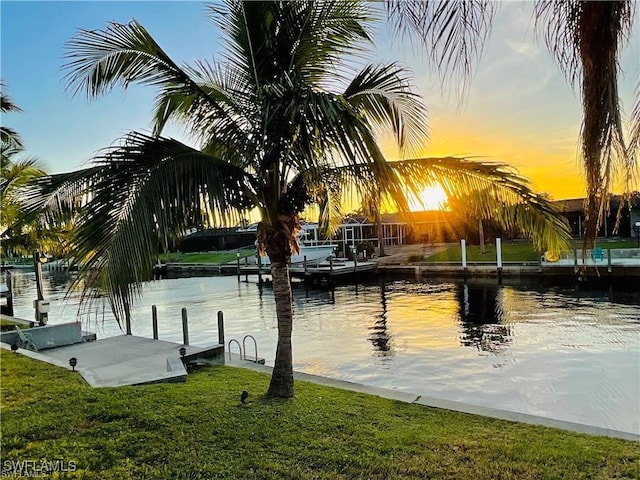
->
543;248;640;267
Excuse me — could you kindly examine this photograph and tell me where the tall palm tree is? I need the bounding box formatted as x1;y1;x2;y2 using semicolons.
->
28;0;571;398
386;0;638;246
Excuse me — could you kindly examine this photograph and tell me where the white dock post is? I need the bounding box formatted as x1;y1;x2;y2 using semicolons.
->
353;245;358;272
181;308;189;346
236;251;241;282
496;238;503;284
461;239;467;272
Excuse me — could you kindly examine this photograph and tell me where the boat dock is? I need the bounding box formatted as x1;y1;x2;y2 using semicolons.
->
0;319;225;388
161;259;379;284
1;313;35;330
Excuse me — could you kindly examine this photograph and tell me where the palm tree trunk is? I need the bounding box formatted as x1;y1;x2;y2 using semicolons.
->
266;261;294;398
478;218;486;254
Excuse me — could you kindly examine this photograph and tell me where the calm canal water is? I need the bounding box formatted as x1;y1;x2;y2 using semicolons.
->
5;270;640;435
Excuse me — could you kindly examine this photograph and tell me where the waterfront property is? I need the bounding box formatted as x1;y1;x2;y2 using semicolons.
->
5;270;639;436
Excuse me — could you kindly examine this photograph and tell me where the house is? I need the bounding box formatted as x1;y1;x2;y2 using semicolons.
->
556;193;640;238
178;228;256;252
328;211;455;255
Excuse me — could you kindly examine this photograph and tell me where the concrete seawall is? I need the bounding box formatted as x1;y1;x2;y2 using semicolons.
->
378;263;640;279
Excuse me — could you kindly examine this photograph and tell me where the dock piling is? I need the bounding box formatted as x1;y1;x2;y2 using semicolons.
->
217;311;224;346
181;308;189;346
152;305;158;340
124;301;132;335
2;270;14;316
33;251;48;326
236;251;241;282
353;247;358;273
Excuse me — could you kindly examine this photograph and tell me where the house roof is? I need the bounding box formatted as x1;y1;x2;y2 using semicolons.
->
555;193;640;213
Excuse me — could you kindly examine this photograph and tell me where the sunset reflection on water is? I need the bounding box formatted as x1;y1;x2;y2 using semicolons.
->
5;270;639;434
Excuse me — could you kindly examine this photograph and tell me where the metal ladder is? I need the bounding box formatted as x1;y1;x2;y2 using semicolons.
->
227;334;259;363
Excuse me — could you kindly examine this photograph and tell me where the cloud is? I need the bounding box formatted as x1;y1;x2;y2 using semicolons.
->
506;40;540;58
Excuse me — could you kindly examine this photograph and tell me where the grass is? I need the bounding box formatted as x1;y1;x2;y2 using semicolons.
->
424;239;639;263
161;250;255;264
161;240;639;265
0;256;33;265
2;352;638;479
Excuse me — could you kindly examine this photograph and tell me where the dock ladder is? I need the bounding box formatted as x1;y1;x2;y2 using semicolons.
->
227;335;263;364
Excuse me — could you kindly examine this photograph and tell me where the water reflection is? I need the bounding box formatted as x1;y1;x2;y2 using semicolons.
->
4;270;638;433
367;283;394;357
456;282;512;354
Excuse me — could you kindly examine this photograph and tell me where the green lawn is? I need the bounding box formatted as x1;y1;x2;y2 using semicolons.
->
2;352;637;479
424;239;639;263
162;250;255;264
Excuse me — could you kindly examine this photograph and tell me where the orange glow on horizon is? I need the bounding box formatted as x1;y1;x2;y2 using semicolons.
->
380;115;597;201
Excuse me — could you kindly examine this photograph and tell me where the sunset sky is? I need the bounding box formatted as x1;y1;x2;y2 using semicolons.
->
2;1;638;201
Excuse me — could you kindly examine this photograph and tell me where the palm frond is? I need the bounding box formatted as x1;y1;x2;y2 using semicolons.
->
389;157;573;253
1;82;25;150
0;81;23;113
535;0;636;244
1;155;46;198
628;82;640;181
0;128;24;151
385;0;496;99
344;63;428;155
209;1;374;89
63;20;235;138
49;133;254;323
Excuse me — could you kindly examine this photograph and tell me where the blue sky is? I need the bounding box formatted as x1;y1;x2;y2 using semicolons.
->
1;1;638;199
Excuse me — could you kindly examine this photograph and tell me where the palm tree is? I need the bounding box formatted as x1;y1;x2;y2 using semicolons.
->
1;81;25;151
28;0;571;398
386;0;638;246
1;150;48;256
0;83;51;258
